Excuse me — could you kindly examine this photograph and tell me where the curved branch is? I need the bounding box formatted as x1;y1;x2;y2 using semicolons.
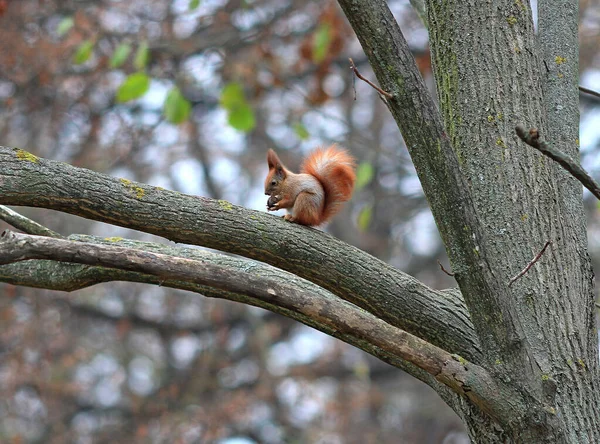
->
0;230;533;427
0;146;481;361
0;233;450;396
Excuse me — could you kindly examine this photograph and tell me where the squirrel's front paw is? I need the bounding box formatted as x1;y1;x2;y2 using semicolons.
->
267;195;281;211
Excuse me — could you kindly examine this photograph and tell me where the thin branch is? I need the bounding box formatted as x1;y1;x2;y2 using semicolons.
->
349;58;393;99
409;0;428;28
508;241;552;287
579;85;600;100
0;205;62;238
515;125;600;200
437;260;455;277
0;229;529;427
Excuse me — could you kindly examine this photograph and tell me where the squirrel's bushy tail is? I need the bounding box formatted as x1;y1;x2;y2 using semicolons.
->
301;145;356;223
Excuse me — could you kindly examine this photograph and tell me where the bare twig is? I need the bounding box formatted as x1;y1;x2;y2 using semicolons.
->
0;205;62;238
349;58;393;99
409;0;428;28
437;260;455;277
515;125;600;200
508;240;552;287
579;85;600;100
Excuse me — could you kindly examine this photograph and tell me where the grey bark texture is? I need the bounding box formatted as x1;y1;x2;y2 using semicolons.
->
0;0;599;442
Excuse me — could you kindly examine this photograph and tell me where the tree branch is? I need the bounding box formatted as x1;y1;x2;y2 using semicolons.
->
0;233;452;396
409;0;428;28
508;240;552;287
0;205;62;238
515;125;600;200
579;86;600;101
0;146;481;361
0;229;534;427
337;0;510;361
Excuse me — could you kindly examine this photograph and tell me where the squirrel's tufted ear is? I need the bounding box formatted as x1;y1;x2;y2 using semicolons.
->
267;149;283;171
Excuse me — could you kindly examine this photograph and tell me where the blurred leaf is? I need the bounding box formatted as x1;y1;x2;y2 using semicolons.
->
293;122;309;140
73;40;94;65
220;83;255;132
57;17;74;36
134;42;149;70
355;162;374;190
116;72;150;102
228;103;255;132
313;23;332;63
357;205;372;232
110;43;132;69
219;82;245;108
353;360;371;381
189;0;201;10
164;87;192;124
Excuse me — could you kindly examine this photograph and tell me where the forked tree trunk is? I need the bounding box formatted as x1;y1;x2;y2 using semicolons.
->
339;0;600;441
0;1;598;442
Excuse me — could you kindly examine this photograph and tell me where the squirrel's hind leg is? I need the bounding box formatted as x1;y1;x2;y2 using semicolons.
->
287;192;322;226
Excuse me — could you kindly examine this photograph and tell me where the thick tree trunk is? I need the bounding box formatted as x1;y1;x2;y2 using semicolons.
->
426;0;600;441
338;0;600;441
0;0;597;442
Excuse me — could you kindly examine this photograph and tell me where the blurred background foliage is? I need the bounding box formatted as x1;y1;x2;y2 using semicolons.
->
0;0;599;442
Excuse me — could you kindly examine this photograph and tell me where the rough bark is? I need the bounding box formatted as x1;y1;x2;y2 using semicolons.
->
0;0;597;441
0;232;453;393
0;147;480;362
335;0;599;441
337;0;515;364
425;0;599;442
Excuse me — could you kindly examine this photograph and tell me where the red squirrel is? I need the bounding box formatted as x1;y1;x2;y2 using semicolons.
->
264;146;356;226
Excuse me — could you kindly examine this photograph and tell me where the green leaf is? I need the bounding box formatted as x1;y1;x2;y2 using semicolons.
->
73;40;94;65
134;42;149;70
355;162;374;190
228;103;255;132
220;83;255;132
357;205;372;232
219;82;245;108
312;23;332;63
189;0;201;10
293;122;309;140
109;43;132;69
116;72;150;102
164;87;192;124
57;17;74;36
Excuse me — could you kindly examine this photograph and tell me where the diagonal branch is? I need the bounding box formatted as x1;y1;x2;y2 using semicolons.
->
515;125;600;200
0;146;481;361
579;86;600;101
337;0;511;361
0;233;451;395
0;205;62;238
0;229;533;427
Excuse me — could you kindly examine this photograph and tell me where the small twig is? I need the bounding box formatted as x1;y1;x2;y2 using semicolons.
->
508;240;552;287
0;205;62;238
437;260;455;277
579;85;600;100
515;125;600;201
349;58;393;99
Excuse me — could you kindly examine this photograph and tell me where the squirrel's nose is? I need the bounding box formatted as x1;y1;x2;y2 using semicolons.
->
265;191;270;195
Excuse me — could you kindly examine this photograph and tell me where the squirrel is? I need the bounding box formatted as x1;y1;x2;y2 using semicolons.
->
264;146;356;226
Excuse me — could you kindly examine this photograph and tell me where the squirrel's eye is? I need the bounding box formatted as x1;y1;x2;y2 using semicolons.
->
271;180;276;186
